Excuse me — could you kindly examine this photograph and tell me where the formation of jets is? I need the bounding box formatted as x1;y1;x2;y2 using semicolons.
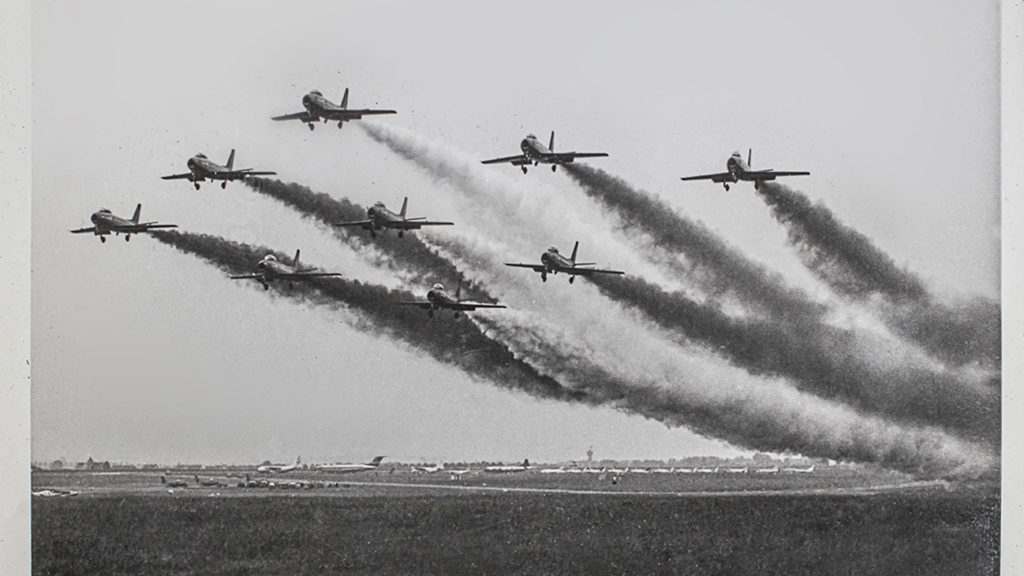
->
506;241;625;284
272;88;396;131
70;204;177;243
482;131;608;173
399;282;507;318
337;197;453;239
230;250;342;291
161;149;277;190
680;149;809;191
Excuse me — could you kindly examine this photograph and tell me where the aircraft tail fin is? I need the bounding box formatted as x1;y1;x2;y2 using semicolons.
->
341;88;349;110
226;149;236;171
400;197;408;219
747;148;752;167
455;280;462;300
295;455;302;466
548;131;555;152
570;241;579;263
293;250;301;268
131;204;142;224
523;459;530;467
368;455;386;466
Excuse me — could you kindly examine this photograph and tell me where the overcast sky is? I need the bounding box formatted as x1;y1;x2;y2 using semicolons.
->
30;0;1001;466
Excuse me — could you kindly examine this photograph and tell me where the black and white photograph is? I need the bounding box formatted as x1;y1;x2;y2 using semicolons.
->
4;0;1020;574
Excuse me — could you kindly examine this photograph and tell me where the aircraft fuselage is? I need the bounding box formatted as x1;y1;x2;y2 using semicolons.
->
521;136;554;163
539;248;574;273
185;155;231;181
366;203;402;229
89;211;134;232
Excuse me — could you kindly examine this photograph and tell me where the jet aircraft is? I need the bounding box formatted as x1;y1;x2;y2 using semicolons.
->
680;149;809;190
481;131;608;173
412;462;445;474
194;475;227;487
399;282;506;318
316;456;387;473
337;197;453;238
505;241;625;283
484;459;531;473
272;88;396;130
257;456;302;474
230;250;342;290
160;475;188;488
161;149;277;190
70;204;177;243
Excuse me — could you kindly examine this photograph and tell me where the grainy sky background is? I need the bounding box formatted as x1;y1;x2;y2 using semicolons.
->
29;0;1001;466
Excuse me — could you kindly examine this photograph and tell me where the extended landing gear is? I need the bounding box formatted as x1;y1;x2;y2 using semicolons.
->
194;182;201;190
521;166;528;174
551;165;557;172
221;182;227;189
100;236;106;243
541;272;547;282
569;276;575;284
308;123;316;131
723;184;730;191
125;234;131;242
261;282;269;291
337;122;344;129
397;231;404;238
753;181;760;190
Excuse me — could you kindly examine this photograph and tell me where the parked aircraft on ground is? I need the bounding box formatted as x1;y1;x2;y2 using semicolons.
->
484;459;531;473
257;456;302;474
316;456;386;473
160;475;188;488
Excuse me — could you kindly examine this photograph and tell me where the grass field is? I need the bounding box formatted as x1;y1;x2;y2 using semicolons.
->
33;483;998;575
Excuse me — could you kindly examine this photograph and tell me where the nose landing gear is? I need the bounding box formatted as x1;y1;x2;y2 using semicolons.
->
308;123;315;131
723;183;730;191
194;182;201;190
521;166;528;174
100;236;106;243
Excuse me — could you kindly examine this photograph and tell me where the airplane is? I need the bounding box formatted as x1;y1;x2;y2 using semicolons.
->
70;204;177;243
194;475;226;487
272;88;396;131
31;489;79;497
505;241;625;284
160;475;188;488
256;456;302;474
230;249;342;291
782;465;815;474
161;149;277;190
481;131;608;173
680;149;809;190
398;282;507;318
484;459;531;473
411;462;445;474
337;197;453;238
315;456;386;473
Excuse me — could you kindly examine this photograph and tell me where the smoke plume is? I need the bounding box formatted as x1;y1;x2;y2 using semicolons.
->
756;181;1000;367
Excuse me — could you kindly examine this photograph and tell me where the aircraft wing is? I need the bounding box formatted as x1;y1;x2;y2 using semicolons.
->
679;172;733;183
161;172;195;180
567;266;625;277
336;219;373;227
747;170;810;179
389;219;454;230
547;152;609;162
397;301;433;309
505;262;547;273
452;301;506;311
481;154;529;166
230;273;263;280
69;226;98;234
281;272;342;279
271;111;310;121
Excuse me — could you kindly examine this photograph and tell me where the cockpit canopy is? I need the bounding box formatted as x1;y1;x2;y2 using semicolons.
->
547;247;559;254
372;201;386;208
730;151;742;158
97;208;112;214
431;283;445;291
263;254;277;262
195;153;208;159
310;89;323;96
525;133;537;140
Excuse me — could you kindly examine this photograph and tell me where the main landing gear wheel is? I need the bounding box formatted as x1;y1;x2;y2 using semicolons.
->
194;183;201;190
569;276;575;284
398;231;404;238
338;122;344;129
551;165;557;172
754;182;760;190
541;273;547;282
125;235;131;242
261;283;269;291
221;182;227;189
723;184;730;191
100;236;106;243
308;123;315;131
521;166;528;174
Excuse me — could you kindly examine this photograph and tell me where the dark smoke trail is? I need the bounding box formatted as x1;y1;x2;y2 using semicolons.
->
756;182;1000;367
561;164;825;323
244;178;475;292
586;274;999;443
149;230;576;403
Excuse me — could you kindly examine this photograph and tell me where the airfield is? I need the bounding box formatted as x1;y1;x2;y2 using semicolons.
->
32;467;998;575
